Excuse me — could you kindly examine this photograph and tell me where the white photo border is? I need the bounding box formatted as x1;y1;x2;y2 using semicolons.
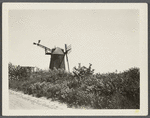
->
2;3;148;116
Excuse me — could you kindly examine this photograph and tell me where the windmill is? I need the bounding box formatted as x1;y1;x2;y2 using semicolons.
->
33;40;71;72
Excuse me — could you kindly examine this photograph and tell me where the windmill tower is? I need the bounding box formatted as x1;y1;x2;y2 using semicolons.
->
33;40;71;71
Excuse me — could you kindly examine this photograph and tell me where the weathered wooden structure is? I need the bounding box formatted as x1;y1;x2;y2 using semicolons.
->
33;40;71;71
47;47;65;69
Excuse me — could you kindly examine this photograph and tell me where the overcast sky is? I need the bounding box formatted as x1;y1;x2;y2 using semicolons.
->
8;10;139;73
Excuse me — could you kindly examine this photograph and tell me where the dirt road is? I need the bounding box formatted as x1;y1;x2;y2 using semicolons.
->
9;90;71;109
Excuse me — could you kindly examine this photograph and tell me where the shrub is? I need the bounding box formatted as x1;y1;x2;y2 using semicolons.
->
9;63;140;109
73;63;94;78
8;62;32;80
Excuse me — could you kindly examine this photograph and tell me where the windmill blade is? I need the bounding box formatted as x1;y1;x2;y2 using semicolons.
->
67;48;71;52
65;54;70;72
38;40;41;44
67;44;71;50
33;41;52;52
67;44;71;47
68;50;72;54
65;44;70;72
67;47;71;52
67;48;72;54
65;45;72;54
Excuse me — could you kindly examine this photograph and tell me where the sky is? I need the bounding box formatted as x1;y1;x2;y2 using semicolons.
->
8;10;139;73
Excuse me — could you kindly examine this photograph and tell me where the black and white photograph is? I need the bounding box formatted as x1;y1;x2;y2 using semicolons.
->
2;3;148;116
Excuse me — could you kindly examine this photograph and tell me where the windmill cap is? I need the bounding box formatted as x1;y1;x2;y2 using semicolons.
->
52;47;64;55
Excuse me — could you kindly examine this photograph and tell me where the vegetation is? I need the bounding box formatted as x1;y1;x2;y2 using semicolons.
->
9;63;140;109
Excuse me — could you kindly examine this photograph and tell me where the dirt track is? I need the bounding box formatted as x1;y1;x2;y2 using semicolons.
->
9;90;71;109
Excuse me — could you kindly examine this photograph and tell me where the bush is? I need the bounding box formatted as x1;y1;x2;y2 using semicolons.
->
9;62;32;80
9;63;140;109
73;63;94;78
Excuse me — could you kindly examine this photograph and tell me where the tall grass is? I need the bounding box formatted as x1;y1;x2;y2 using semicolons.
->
9;63;140;109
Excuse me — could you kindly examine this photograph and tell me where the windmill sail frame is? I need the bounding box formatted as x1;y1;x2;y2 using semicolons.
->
33;41;71;71
65;44;71;72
